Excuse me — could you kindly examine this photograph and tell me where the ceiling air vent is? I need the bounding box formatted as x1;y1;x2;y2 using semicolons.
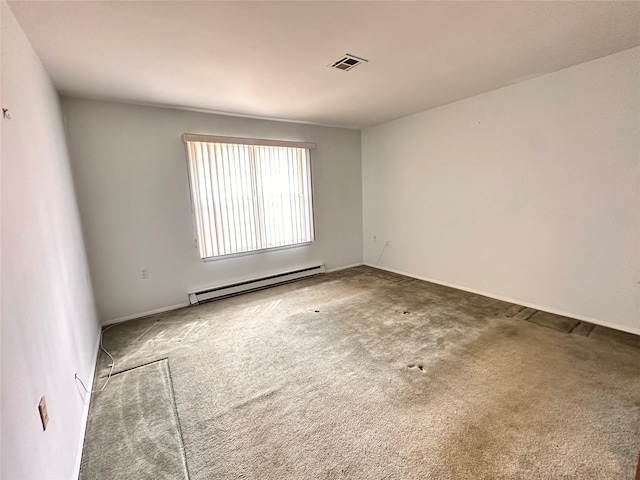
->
329;54;368;71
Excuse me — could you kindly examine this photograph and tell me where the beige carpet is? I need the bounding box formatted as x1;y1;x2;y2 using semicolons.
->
79;359;189;479
81;266;640;479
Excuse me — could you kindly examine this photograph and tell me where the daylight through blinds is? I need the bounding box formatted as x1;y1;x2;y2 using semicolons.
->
184;139;314;258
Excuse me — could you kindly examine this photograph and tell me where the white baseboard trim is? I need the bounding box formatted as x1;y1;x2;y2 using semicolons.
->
102;302;190;326
71;328;101;479
364;263;640;336
326;262;364;273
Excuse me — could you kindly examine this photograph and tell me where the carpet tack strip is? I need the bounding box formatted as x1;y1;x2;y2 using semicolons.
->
526;311;580;333
571;321;596;337
504;304;526;318
513;307;538;321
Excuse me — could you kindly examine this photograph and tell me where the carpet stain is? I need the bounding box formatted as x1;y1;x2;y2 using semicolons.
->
84;266;640;480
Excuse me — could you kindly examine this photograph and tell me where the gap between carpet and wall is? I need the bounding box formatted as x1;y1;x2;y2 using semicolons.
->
102;302;191;327
99;263;365;327
71;328;102;480
364;263;640;337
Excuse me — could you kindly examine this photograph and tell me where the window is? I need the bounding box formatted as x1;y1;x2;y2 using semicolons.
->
182;134;316;259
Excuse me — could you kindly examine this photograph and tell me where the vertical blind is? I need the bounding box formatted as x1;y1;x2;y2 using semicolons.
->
183;136;315;259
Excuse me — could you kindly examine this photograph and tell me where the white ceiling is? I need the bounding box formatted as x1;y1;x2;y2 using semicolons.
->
8;1;640;129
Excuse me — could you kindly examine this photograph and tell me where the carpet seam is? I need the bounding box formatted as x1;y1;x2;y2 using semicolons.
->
165;358;192;480
106;357;170;377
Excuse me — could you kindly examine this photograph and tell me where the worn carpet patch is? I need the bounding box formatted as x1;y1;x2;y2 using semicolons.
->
526;310;581;333
79;359;188;480
82;266;640;479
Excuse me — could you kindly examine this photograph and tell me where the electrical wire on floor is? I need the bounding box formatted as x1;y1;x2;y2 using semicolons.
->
75;324;117;394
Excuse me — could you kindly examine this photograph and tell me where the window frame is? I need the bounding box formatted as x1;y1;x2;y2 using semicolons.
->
182;134;317;261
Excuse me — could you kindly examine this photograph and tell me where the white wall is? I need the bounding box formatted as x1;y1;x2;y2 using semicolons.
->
363;47;640;334
62;98;362;322
1;2;100;479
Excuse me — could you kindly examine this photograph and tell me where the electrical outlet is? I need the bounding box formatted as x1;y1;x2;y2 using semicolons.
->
38;396;49;431
385;241;390;247
373;235;377;242
141;269;148;279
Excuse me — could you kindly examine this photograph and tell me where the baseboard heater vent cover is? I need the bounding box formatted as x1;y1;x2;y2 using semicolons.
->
188;264;325;305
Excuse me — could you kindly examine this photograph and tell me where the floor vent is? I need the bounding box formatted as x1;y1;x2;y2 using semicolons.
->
188;264;326;305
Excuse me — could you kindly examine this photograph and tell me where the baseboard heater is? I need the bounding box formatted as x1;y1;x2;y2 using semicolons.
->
188;264;326;305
